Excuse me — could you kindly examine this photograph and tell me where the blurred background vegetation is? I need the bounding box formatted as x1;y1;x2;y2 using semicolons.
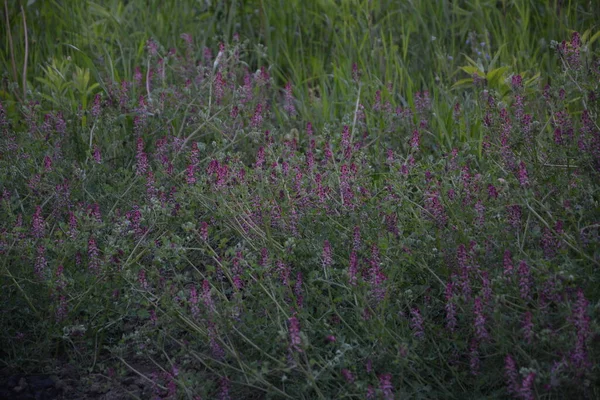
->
1;0;598;145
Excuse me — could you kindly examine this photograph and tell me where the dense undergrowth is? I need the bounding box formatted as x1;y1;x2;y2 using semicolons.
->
1;1;600;399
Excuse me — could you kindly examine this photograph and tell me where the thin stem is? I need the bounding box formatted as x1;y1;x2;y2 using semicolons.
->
21;5;28;100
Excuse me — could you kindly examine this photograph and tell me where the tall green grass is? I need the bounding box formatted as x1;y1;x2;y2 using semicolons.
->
1;0;598;145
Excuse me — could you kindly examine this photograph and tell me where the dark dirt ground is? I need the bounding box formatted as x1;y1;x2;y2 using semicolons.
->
0;364;160;400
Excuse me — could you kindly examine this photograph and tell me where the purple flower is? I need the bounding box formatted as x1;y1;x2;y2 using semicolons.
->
284;81;296;116
504;354;520;396
366;386;376;400
473;297;489;341
341;369;354;383
517;161;529;187
453;102;461;120
368;245;387;302
481;271;492;304
519;372;536;400
379;373;394;400
190;286;200;319
186;164;196;185
34;245;48;279
288;316;302;352
135;137;149;176
410;308;425;339
199;221;209;241
138;269;148;290
474;201;485;227
276;260;290;286
55;295;68;322
218;376;230;400
31;206;45;239
487;184;498;199
506;205;522;230
341;125;352;159
259;247;269;268
424;190;447;228
146;38;159;56
503;249;514;277
445;281;457;332
348;251;358;286
570;289;591;372
352;226;361;250
322;240;333;268
410;129;420;150
522;311;534;344
202;280;216;313
294;272;303;308
255;146;265;169
469;339;480;376
251;103;263;128
209;323;225;360
214;71;225;104
92;145;102;164
511;74;523;90
88;236;100;273
518;260;532;301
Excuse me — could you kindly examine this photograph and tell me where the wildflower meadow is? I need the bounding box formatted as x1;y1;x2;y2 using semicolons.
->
1;1;599;399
